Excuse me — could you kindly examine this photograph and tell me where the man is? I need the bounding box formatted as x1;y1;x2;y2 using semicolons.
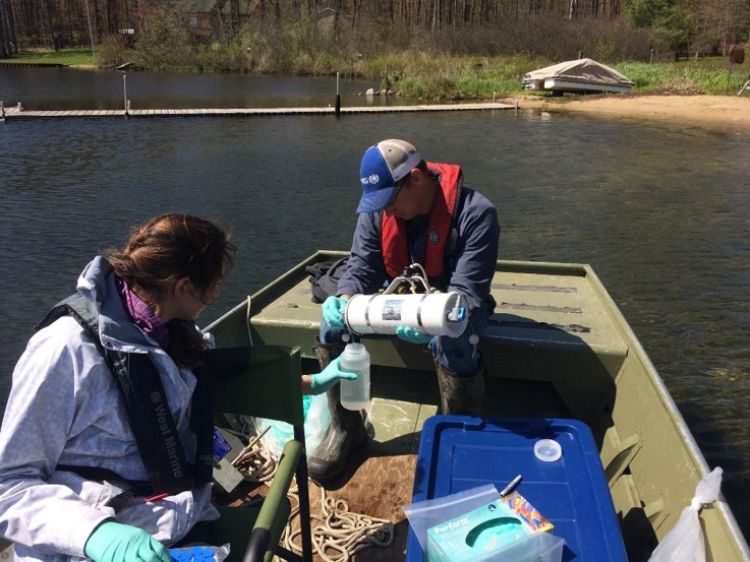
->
309;139;499;482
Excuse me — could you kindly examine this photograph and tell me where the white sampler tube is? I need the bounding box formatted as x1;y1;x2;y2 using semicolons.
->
344;291;468;338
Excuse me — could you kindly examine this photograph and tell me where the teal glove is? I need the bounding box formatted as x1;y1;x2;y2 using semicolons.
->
322;295;349;329
396;326;433;344
310;357;357;394
85;521;171;562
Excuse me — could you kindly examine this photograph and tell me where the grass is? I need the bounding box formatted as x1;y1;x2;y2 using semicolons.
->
615;59;749;95
0;48;96;66
355;53;550;100
348;53;748;99
3;45;748;98
351;54;748;100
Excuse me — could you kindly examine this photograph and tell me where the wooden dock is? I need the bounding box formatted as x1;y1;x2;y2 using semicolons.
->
0;62;66;68
0;102;515;121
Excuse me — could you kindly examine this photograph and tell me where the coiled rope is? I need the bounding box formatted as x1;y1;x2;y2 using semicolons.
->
234;441;395;562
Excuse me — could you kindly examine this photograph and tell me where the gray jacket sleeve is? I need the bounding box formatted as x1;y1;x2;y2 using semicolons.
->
0;322;112;557
0;319;217;559
446;189;500;319
337;211;389;296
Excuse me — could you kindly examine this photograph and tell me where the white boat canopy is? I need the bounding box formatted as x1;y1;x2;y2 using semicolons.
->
523;58;635;94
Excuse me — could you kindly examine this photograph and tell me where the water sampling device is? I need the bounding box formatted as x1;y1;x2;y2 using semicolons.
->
343;264;469;338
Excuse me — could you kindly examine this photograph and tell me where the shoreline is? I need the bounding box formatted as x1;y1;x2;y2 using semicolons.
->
505;93;750;131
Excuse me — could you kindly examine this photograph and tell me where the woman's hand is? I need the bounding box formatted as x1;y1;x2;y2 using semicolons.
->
309;357;358;394
85;521;171;562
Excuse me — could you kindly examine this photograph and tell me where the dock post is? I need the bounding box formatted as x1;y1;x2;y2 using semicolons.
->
335;72;341;116
1;101;4;121
123;74;129;118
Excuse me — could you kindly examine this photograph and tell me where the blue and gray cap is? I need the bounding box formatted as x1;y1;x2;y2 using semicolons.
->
357;139;421;213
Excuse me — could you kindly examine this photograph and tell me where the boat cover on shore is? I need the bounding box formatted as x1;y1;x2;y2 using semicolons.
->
523;58;635;93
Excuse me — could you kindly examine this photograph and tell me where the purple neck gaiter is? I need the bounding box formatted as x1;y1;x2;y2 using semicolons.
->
116;278;170;349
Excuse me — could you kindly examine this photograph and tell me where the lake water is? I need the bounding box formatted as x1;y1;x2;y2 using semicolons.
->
1;68;748;541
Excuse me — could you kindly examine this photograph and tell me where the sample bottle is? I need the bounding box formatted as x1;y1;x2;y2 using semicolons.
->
339;343;371;411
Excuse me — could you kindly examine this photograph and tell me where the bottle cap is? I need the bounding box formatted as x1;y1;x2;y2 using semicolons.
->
534;439;562;462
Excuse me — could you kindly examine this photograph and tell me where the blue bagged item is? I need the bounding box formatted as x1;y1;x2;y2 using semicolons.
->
254;393;330;460
212;428;232;461
169;544;230;562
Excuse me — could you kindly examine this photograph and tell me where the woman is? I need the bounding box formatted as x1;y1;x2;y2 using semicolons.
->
0;214;354;562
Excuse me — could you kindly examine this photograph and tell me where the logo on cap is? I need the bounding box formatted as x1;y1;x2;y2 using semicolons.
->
361;173;380;185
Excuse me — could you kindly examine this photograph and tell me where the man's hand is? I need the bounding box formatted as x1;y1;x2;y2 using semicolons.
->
310;357;358;394
322;295;349;328
85;521;171;562
396;326;433;344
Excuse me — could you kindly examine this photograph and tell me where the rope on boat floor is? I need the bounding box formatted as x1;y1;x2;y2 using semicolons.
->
283;485;395;562
234;443;395;562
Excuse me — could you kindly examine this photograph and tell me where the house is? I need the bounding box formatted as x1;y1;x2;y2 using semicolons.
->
186;0;260;40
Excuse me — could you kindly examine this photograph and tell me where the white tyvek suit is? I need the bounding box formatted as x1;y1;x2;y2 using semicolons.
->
0;256;218;562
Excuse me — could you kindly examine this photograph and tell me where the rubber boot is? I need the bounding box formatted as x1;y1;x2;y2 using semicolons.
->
436;364;485;416
307;341;368;484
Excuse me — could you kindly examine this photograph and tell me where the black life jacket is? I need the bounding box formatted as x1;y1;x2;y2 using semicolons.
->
36;293;221;495
306;257;349;303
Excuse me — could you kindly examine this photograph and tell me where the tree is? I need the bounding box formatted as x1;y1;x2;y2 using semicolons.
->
626;0;670;27
0;0;17;57
652;5;691;56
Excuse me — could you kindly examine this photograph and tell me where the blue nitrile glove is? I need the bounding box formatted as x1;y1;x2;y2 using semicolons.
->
85;521;171;562
322;295;349;329
396;325;433;344
310;357;357;394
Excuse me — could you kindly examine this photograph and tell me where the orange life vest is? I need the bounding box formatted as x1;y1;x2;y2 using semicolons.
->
381;162;462;279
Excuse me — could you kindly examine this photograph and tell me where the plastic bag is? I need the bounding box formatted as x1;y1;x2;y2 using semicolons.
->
648;466;723;562
495;532;565;562
254;393;331;460
402;484;499;552
169;543;230;562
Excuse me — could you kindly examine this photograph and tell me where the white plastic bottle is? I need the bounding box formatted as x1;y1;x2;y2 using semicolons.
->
339;343;371;411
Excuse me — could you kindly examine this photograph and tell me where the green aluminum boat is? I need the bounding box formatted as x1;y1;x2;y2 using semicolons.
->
205;250;749;562
2;250;747;561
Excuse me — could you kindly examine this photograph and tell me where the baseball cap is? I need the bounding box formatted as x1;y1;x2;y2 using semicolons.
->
357;139;421;213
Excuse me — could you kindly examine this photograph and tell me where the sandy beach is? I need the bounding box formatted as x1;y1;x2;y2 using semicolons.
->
504;94;750;131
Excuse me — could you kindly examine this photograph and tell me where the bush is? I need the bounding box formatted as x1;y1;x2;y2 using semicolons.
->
97;35;128;69
132;5;194;71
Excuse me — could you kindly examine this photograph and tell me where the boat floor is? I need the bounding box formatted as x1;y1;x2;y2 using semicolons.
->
227;364;570;561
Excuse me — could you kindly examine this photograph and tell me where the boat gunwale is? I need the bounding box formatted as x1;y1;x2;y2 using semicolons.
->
583;266;750;558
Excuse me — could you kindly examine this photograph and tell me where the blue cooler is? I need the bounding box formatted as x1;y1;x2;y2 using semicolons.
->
405;416;627;562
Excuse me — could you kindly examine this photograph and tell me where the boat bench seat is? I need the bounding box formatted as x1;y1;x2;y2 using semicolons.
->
478;269;629;385
248;262;629;389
